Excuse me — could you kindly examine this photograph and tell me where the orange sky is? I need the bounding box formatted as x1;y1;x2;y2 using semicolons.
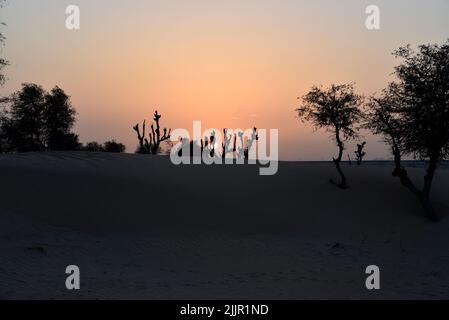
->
2;0;449;159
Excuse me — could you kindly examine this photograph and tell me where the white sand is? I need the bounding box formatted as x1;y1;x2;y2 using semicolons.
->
0;152;448;299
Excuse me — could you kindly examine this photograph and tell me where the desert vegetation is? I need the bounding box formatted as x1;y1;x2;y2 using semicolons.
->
296;83;363;189
365;41;449;221
0;84;125;153
297;40;449;220
355;142;367;165
81;140;126;153
133;111;171;155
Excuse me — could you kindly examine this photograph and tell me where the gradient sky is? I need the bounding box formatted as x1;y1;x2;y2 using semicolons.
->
1;0;449;160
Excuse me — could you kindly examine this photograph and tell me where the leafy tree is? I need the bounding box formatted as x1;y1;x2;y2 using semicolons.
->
296;83;363;189
1;83;79;152
43;86;78;150
367;41;449;220
2;83;47;151
366;83;406;176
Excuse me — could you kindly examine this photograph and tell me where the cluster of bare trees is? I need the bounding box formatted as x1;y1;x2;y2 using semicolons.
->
297;40;449;221
133;113;259;160
200;127;258;160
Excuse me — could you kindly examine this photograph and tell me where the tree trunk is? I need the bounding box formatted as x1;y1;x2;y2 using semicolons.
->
420;156;439;221
332;130;347;189
392;145;420;196
392;144;440;221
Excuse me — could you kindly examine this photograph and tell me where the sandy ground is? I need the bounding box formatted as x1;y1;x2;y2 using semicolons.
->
0;152;448;299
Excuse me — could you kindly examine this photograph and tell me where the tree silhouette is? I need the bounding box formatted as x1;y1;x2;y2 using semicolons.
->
297;83;363;189
355;141;366;165
1;83;47;151
133;120;151;154
82;141;104;152
43;86;78;150
244;127;258;160
0;83;79;152
80;140;125;153
366;41;449;221
149;111;171;155
222;128;232;159
104;140;126;153
366;83;406;177
133;110;171;155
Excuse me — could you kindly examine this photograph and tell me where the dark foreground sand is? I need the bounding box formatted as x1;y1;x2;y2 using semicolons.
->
0;152;448;299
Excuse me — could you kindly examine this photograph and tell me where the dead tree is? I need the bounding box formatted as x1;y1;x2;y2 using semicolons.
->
133;110;171;155
149;110;171;155
209;131;216;157
244;127;259;159
133;120;152;154
222;128;232;159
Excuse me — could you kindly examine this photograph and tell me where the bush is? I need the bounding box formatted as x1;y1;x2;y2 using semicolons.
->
104;140;126;153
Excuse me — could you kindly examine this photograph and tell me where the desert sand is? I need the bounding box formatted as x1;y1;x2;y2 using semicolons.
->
0;152;448;299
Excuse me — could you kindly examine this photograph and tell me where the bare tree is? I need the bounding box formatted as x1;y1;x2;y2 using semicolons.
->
133;120;152;154
296;83;363;189
133;110;171;155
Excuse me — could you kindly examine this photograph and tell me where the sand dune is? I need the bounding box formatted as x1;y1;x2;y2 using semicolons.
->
1;152;448;299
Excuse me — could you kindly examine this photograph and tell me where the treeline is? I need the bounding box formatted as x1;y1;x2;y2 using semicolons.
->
297;40;449;221
0;83;125;153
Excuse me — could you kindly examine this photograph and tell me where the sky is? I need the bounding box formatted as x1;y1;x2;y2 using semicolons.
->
1;0;449;160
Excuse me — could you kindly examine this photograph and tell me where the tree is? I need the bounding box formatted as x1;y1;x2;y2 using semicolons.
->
366;83;406;178
1;83;80;152
43;86;79;150
133;120;150;153
244;127;258;160
133;110;171;155
104;140;126;153
296;83;363;189
366;41;449;221
2;83;47;151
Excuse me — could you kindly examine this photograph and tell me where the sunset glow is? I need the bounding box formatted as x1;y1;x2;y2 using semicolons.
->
2;0;449;159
